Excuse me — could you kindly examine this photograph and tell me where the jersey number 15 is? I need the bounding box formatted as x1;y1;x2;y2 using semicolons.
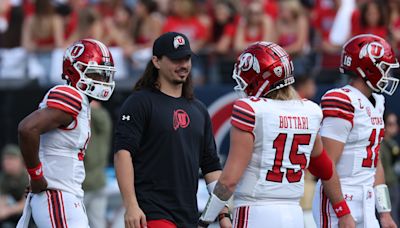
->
266;133;311;183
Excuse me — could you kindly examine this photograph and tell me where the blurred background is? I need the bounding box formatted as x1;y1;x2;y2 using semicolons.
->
1;0;400;227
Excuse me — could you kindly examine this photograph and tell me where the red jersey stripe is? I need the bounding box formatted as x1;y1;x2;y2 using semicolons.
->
322;109;354;126
232;111;255;125
321;186;329;228
54;86;82;102
49;90;81;106
231;117;254;132
47;100;79;118
323;91;351;103
46;191;55;228
48;92;82;111
233;100;255;116
321;100;354;113
58;191;68;228
49;190;64;228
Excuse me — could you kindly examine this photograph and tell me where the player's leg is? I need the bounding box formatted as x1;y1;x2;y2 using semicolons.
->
312;184;339;228
362;187;379;228
233;204;304;228
312;183;373;228
31;190;89;228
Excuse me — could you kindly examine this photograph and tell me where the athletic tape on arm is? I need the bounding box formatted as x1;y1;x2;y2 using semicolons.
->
375;184;392;212
199;193;227;223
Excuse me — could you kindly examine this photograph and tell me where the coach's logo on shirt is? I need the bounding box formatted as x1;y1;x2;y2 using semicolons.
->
173;109;190;130
122;115;130;121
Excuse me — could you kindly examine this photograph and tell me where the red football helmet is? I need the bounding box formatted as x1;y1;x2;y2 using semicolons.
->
62;39;116;101
340;34;399;95
232;42;295;97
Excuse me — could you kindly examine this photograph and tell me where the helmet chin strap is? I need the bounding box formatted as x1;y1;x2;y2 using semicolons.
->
356;67;381;93
255;80;270;98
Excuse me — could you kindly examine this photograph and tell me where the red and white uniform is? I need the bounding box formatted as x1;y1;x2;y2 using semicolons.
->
312;85;383;228
39;85;91;198
231;97;322;228
17;85;91;228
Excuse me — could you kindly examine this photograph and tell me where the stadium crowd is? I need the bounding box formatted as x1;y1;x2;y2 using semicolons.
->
1;0;400;227
1;0;400;86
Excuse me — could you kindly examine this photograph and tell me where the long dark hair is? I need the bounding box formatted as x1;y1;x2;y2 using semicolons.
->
133;59;194;100
360;1;386;28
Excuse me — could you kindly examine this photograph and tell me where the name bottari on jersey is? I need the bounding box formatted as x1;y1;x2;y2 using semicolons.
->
320;85;385;187
39;85;91;198
231;97;322;206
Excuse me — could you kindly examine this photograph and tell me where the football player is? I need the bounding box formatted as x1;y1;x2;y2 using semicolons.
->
198;42;355;228
16;39;115;228
312;34;398;228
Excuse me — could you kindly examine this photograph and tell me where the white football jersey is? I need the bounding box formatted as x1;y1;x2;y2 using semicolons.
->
38;85;91;198
231;97;322;207
320;85;385;187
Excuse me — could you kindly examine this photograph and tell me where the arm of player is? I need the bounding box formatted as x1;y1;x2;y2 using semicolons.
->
203;170;231;228
114;150;147;228
309;134;355;228
18;108;73;193
199;126;254;225
373;159;397;228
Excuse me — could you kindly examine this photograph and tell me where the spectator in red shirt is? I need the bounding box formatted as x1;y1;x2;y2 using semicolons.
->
211;0;238;55
125;0;162;72
276;0;309;75
276;0;309;57
388;0;400;52
312;0;341;54
162;0;208;53
21;0;64;85
65;8;104;46
233;0;275;53
103;5;133;47
162;0;210;85
351;1;388;39
312;0;342;71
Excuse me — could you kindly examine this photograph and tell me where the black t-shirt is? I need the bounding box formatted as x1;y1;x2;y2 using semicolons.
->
114;89;221;228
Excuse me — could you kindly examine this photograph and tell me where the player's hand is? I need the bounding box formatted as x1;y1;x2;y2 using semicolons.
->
380;212;397;228
219;216;232;228
30;176;48;193
124;204;147;228
338;214;356;228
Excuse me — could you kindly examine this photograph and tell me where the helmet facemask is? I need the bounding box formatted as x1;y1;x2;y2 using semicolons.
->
358;58;400;96
375;61;400;95
232;63;249;98
74;61;116;101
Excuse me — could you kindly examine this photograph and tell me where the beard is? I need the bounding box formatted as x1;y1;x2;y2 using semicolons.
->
172;77;187;85
172;67;189;84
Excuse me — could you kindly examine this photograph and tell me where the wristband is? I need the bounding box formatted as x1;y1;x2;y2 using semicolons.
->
332;200;351;218
27;162;43;180
218;212;231;221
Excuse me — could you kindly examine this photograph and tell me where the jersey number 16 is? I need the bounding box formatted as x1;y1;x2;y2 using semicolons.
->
362;128;384;168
